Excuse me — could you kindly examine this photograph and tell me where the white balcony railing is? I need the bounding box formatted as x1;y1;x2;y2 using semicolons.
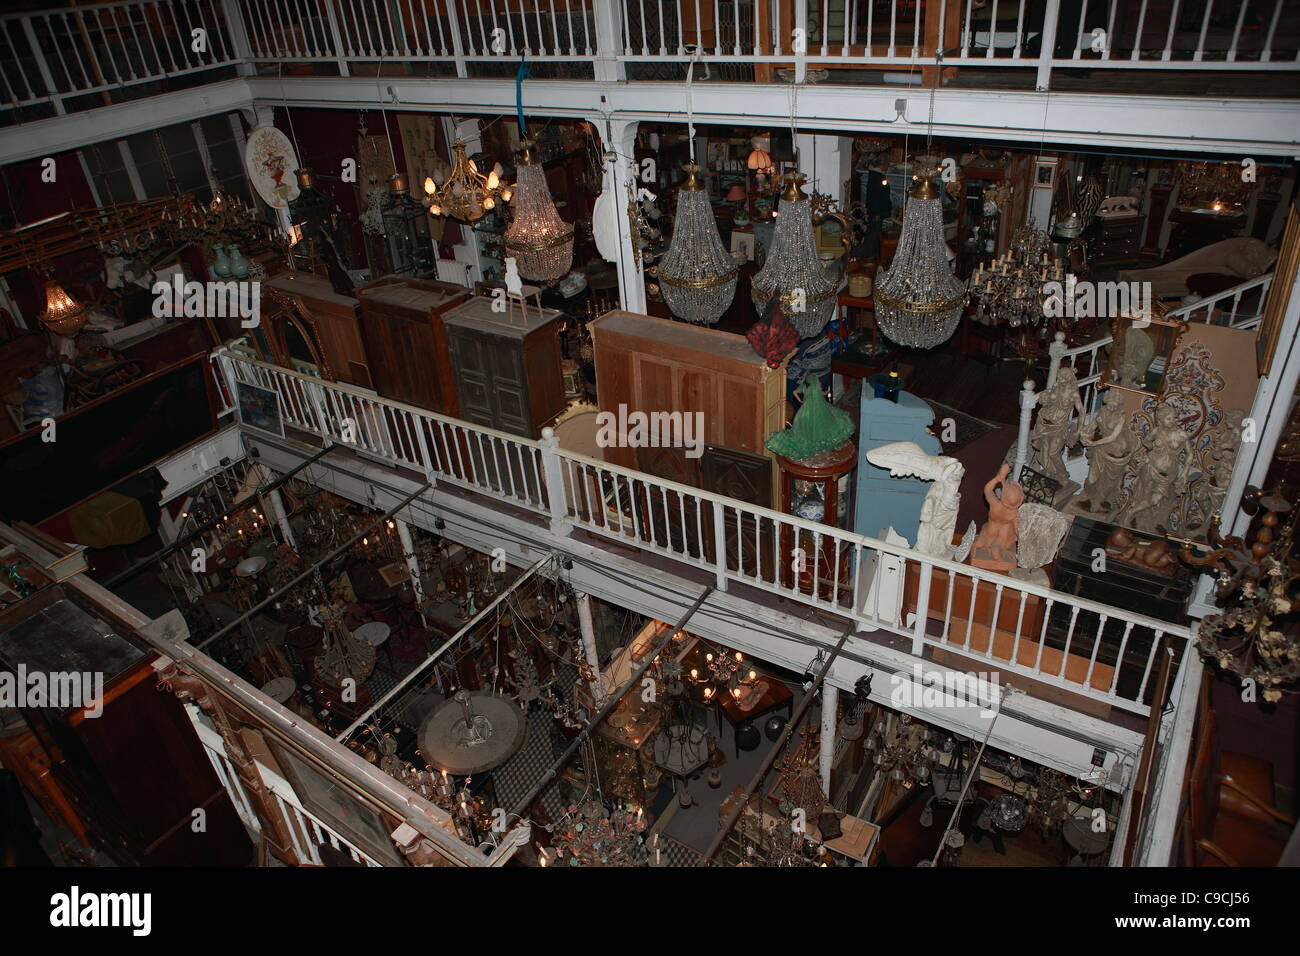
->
215;346;1192;718
4;1;1297;116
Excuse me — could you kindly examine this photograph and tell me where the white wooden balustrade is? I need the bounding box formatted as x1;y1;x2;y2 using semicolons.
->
215;347;1191;718
3;0;1296;114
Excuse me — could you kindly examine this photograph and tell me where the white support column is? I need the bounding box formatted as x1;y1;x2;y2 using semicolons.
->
591;0;626;81
609;119;645;313
1014;379;1037;481
575;591;604;703
820;682;838;797
1046;331;1067;389
396;519;425;610
267;487;296;548
795;133;848;204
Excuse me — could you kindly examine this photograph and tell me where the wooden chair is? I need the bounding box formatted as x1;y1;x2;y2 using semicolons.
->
1186;710;1294;866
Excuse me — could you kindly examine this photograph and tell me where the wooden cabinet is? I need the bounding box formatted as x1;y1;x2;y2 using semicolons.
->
589;311;787;477
356;277;468;415
441;296;565;438
265;272;370;387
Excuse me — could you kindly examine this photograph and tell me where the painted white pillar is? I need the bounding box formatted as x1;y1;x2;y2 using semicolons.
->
794;133;848;205
395;519;425;610
819;682;838;798
1046;331;1067;389
609;119;646;314
1014;379;1037;481
267;487;295;548
575;591;604;703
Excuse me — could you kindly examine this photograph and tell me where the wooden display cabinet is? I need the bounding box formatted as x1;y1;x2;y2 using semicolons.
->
355;276;469;415
588;311;788;481
265;271;371;387
441;295;566;439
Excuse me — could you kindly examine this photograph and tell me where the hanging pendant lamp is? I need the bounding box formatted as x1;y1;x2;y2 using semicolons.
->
659;163;737;325
751;174;837;338
874;162;967;349
504;139;573;282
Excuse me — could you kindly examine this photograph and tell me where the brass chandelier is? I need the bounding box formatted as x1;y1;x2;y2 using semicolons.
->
424;140;512;223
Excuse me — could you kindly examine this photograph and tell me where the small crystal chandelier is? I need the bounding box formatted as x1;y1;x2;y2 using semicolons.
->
1176;159;1255;209
659;163;737;325
423;141;511;223
968;226;1066;329
874;162;967;349
751;173;837;338
38;280;89;336
504;139;574;282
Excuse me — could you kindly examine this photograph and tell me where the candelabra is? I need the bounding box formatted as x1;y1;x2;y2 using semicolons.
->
967;227;1066;330
864;714;933;786
689;646;757;703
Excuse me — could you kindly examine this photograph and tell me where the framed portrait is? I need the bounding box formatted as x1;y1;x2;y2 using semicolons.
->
731;230;756;261
1033;158;1059;190
1257;204;1299;376
236;381;285;437
266;737;405;866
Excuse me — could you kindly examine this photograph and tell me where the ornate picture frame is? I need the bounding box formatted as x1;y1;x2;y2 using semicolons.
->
1257;203;1298;377
1102;309;1186;398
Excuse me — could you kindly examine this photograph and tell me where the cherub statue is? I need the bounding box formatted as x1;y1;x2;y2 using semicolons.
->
970;463;1024;572
865;441;964;559
1117;403;1192;532
1077;388;1135;516
1030;366;1084;485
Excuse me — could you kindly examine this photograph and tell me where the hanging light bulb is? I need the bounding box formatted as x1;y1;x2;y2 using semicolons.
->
658;163;737;325
504;139;573;282
751;173;838;338
38;279;89;336
874;160;967;349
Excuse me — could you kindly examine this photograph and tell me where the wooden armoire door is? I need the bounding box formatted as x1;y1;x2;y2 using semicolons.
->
447;330;496;430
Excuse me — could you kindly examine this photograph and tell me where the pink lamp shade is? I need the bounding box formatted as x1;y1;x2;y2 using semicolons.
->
747;148;773;173
726;184;747;202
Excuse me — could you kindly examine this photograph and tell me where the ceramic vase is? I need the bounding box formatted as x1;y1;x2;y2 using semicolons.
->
213;244;231;277
228;245;249;279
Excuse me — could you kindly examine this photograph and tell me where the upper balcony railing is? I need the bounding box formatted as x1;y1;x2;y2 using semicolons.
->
4;1;1299;122
211;344;1192;720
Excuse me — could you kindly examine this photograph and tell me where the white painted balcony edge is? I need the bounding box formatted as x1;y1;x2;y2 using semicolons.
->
214;347;1192;717
4;0;1298;118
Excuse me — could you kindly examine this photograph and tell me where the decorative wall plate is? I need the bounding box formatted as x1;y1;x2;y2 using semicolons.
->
244;126;301;208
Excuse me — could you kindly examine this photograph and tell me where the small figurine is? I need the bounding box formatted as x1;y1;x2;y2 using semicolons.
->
1105;527;1177;571
970;463;1025;572
865;440;964;560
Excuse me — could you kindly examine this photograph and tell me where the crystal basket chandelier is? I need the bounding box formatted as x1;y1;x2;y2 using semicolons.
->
874;163;967;349
659;163;738;324
424;140;511;223
751;174;837;338
38;280;89;336
504;140;574;282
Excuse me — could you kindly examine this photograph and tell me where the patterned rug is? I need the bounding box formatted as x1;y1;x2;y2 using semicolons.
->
923;400;1001;453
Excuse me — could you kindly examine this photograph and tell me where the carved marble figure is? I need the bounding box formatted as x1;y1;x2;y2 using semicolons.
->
865;441;964;559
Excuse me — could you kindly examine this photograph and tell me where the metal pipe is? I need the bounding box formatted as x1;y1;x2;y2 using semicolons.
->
699;621;856;866
103;444;334;588
195;481;432;651
506;584;714;820
336;552;555;742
